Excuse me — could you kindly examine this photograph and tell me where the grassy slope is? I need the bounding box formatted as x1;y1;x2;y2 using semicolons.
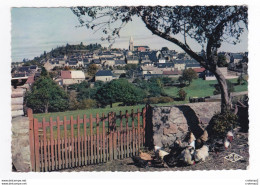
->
164;78;248;99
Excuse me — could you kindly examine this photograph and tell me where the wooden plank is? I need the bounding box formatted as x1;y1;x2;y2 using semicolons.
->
33;118;40;172
88;135;90;165
28;109;35;172
125;111;129;158
75;136;78;166
117;130;120;159
142;107;146;144
94;133;98;164
120;130;123;159
49;117;55;171
54;139;57;170
63;117;68;169
102;113;106;163
99;133;102;163
42;118;48;171
70;116;74;167
80;136;84;166
57;116;61;170
96;113;100;163
83;115;87;165
40;139;43;172
90;114;93;164
67;137;71;168
109;131;113;161
129;129;133;156
61;138;65;169
137;110;141;152
131;109;135;156
77;115;81;166
47;139;51;171
113;132;116;160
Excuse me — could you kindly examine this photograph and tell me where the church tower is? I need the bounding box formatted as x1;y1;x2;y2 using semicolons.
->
129;36;134;51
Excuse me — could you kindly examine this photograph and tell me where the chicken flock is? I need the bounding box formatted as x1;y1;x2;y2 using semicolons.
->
132;130;234;168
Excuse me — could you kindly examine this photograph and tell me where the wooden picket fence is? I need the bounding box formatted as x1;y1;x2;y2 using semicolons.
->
28;106;149;172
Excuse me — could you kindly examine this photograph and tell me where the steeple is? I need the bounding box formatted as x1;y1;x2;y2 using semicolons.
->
129;36;134;51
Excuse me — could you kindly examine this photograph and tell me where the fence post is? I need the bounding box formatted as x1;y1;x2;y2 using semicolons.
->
28;108;35;172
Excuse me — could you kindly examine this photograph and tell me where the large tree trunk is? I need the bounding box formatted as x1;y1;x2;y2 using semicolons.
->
214;67;232;113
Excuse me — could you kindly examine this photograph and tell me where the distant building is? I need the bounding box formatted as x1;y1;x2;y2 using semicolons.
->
60;70;85;85
95;70;113;82
134;46;150;52
129;36;134;51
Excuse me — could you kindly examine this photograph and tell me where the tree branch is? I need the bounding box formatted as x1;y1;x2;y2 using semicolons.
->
140;14;208;69
206;7;244;60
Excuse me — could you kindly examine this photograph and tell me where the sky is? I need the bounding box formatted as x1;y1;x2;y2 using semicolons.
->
11;7;248;62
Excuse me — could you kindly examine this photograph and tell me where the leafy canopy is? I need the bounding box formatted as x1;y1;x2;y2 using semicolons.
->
25;76;69;113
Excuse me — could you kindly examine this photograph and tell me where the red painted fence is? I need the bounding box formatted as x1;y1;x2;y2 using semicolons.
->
28;106;149;172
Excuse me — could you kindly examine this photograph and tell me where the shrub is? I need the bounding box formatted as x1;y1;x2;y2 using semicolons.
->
209;110;238;138
78;99;97;109
178;88;187;101
158;96;174;103
149;97;159;104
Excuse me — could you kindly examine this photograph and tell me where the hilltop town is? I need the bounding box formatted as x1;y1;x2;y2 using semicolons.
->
11;36;248;88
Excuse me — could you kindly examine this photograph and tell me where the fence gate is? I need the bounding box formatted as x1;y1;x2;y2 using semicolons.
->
28;105;150;172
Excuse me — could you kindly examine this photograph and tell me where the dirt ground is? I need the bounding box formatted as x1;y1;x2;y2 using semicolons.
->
60;130;249;172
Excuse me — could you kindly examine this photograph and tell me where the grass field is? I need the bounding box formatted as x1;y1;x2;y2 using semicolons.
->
164;78;248;99
33;78;248;123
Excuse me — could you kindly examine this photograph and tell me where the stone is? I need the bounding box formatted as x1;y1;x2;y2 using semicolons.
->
11;110;24;118
11;97;23;105
178;123;188;132
163;124;178;135
152;102;221;148
12;116;31;172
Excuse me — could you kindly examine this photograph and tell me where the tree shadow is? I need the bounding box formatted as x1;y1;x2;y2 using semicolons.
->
177;105;204;139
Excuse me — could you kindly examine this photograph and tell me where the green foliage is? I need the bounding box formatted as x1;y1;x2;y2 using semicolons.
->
143;96;174;104
95;79;146;107
210;111;238;138
214;80;234;95
87;64;98;76
25;76;69;113
135;78;165;97
40;67;48;77
217;54;228;67
178;88;187;101
181;68;198;85
237;74;247;85
78;99;97;109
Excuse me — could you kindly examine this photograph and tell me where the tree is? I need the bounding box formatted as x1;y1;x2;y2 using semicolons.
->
95;79;145;107
217;54;228;67
181;68;198;85
87;64;98;76
72;6;248;113
178;88;187;101
25;76;69;113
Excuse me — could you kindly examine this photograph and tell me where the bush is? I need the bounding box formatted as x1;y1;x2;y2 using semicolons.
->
78;99;97;109
143;96;174;104
209;110;238;138
178;88;187;101
158;96;174;103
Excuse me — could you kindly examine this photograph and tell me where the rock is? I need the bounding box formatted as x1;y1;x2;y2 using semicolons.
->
11;104;24;111
11;97;23;105
163;124;178;135
178;124;188;132
12;116;31;172
11;110;24;118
